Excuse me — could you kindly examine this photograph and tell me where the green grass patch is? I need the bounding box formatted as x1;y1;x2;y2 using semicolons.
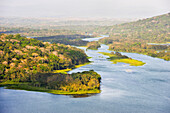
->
110;59;145;66
52;62;91;74
0;81;20;85
87;57;92;59
86;48;98;50
75;62;91;68
98;52;145;66
48;89;101;95
53;68;72;74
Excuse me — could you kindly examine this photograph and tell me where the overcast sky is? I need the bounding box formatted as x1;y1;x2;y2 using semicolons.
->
0;0;169;18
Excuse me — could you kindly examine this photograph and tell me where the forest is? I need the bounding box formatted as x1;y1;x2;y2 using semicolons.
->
36;34;92;46
0;27;81;37
3;70;101;94
87;41;101;50
99;37;170;60
0;34;90;82
98;13;170;60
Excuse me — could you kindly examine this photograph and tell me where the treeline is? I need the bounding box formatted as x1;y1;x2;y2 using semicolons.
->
87;41;101;50
0;34;89;82
30;70;101;92
0;27;81;37
110;52;129;59
0;17;132;36
36;34;92;46
99;37;170;60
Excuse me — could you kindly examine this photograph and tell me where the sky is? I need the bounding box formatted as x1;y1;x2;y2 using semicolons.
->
0;0;169;18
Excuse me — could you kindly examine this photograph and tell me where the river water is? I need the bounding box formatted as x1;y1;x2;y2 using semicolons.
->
0;35;170;113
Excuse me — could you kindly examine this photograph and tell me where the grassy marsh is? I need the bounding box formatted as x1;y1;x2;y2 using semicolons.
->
98;52;145;66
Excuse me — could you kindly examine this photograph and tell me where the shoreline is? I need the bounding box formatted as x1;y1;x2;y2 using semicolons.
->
0;62;98;95
0;35;103;95
1;84;101;95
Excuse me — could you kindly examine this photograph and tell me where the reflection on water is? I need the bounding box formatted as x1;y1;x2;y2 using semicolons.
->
47;92;99;98
69;93;99;98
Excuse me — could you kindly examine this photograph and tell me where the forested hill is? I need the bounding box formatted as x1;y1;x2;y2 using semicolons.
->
108;13;170;42
0;34;89;82
98;13;170;61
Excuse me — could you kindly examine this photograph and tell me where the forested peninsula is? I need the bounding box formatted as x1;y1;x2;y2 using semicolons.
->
0;34;101;94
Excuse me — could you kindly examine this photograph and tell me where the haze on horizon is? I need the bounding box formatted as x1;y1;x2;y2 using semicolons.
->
0;0;169;19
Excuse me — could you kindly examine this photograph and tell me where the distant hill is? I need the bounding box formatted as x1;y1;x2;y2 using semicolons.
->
0;17;134;37
0;17;134;27
108;13;170;42
98;13;170;61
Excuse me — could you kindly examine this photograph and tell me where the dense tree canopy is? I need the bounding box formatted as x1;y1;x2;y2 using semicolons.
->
31;70;101;92
87;41;101;50
0;34;89;82
36;34;91;46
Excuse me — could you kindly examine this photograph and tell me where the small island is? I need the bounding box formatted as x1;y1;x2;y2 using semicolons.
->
99;52;145;66
87;41;101;50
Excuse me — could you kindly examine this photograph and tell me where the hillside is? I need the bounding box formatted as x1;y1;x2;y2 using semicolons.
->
108;13;170;42
98;13;170;60
0;34;89;82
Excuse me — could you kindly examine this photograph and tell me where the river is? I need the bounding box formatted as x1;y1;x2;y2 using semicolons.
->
0;35;170;113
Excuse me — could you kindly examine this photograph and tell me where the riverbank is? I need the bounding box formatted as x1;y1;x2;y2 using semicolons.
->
0;70;101;95
3;84;101;95
0;81;100;95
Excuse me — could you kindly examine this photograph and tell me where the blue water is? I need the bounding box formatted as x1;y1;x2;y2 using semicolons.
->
0;36;170;113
